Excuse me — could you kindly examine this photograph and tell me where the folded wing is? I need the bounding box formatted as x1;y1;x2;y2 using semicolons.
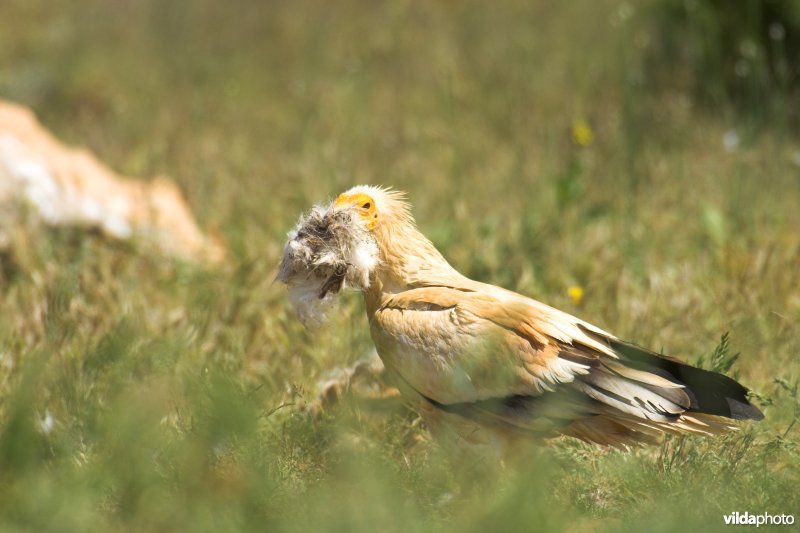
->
372;285;763;446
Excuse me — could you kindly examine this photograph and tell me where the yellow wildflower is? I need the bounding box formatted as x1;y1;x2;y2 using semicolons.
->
571;119;593;147
567;285;584;305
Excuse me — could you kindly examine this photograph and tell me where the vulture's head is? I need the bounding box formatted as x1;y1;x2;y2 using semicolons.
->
278;185;409;326
332;185;413;232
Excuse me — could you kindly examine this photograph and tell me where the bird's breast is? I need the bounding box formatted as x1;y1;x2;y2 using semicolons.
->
368;305;482;404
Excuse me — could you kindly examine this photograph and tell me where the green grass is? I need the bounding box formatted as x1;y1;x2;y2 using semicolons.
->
1;0;799;531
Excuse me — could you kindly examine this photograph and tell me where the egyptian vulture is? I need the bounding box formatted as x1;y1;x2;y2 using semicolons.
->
280;185;763;452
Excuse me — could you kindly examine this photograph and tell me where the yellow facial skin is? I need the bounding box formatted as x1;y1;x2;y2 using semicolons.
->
334;192;378;230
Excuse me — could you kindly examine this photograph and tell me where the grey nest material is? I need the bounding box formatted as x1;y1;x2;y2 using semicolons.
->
278;203;379;327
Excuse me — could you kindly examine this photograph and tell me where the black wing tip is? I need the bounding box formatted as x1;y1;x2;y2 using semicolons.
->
597;335;766;422
727;397;765;421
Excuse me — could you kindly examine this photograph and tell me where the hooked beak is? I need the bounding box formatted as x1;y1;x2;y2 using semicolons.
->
333;193;354;210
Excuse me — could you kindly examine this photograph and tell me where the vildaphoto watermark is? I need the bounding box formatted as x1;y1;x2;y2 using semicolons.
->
723;512;795;527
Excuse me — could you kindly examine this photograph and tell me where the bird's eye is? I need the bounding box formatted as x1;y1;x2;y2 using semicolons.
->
362;202;371;209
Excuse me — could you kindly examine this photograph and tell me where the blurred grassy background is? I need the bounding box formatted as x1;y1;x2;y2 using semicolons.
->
1;0;799;531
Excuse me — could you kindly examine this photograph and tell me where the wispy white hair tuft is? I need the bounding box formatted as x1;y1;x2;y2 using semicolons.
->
277;199;380;328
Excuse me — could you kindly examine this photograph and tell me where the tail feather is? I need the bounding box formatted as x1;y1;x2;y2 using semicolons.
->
606;338;764;421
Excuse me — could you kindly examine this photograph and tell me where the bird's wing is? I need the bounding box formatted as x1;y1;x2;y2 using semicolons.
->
373;285;607;403
372;285;761;443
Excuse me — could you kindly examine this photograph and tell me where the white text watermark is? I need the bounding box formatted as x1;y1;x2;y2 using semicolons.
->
723;512;795;527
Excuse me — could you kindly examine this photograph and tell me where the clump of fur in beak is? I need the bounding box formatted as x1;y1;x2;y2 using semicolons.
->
277;200;380;327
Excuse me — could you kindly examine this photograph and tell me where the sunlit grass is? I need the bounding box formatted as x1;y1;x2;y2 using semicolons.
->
1;0;799;531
